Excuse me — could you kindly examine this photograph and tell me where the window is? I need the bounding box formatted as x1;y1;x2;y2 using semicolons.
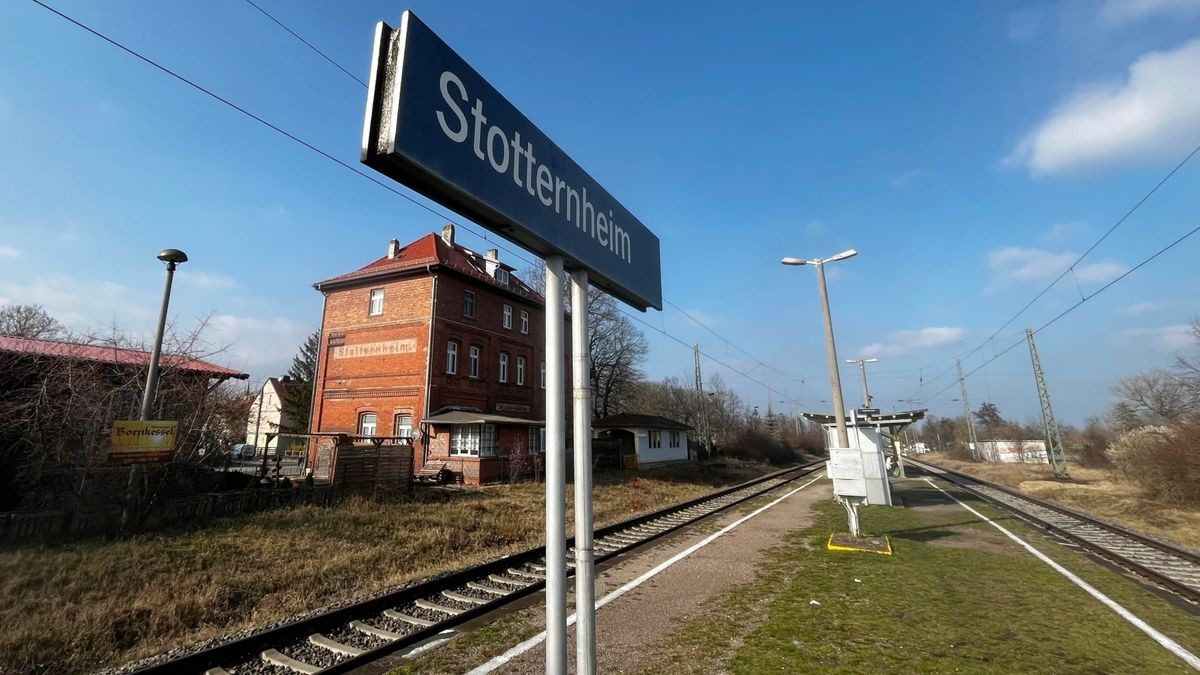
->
649;430;662;448
451;424;497;457
358;412;377;436
528;427;545;454
540;361;546;389
393;414;413;438
502;304;513;329
464;291;476;318
468;345;481;378
368;288;385;316
520;310;529;334
516;356;526;385
496;268;510;285
499;352;509;383
669;431;680;448
446;341;459;374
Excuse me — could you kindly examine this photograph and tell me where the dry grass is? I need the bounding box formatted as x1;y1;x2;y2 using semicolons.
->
921;453;1200;551
0;460;776;674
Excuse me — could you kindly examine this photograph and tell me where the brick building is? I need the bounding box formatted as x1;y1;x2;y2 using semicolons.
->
310;224;549;484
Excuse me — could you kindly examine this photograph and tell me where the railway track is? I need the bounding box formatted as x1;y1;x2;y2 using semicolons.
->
909;458;1200;606
128;461;825;675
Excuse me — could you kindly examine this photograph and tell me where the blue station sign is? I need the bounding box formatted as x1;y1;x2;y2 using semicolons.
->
361;12;662;311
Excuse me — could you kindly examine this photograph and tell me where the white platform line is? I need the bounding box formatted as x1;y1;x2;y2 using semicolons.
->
466;472;827;674
925;478;1200;671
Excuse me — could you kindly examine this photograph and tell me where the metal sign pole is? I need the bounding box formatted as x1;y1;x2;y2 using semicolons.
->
544;256;567;675
570;269;597;675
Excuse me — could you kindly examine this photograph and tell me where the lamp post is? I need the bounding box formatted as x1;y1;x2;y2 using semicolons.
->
845;358;879;409
139;248;188;420
782;250;856;448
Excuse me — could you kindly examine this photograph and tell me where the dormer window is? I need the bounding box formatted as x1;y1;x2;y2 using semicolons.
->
496;268;510;285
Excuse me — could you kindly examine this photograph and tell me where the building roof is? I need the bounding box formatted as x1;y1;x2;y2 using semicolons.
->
421;410;543;426
0;335;249;379
593;413;693;431
313;230;543;304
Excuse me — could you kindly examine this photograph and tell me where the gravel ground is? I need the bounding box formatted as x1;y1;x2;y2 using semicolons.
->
279;640;343;669
401;603;450;622
226;658;299;675
326;625;388;651
373;614;420;636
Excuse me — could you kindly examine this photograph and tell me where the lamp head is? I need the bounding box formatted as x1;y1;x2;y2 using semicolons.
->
827;249;857;262
780;257;808;266
864;358;879;363
157;248;189;265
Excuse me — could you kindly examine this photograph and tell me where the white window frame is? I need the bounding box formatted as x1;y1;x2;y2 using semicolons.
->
516;356;526;385
446;341;459;374
520;310;529;334
358;412;377;436
499;352;509;383
528;427;545;454
669;431;680;448
393;413;413;438
451;424;498;457
468;345;481;378
496;268;510;285
540;361;546;389
368;288;385;316
502;304;513;329
464;291;476;318
649;430;662;449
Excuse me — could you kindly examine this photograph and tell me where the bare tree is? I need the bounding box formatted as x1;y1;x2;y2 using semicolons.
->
0;303;65;339
1110;370;1197;429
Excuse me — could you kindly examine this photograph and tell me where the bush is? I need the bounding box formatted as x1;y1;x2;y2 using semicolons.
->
1107;419;1200;506
723;429;799;466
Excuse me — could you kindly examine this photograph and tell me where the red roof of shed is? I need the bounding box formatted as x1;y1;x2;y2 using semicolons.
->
0;335;249;379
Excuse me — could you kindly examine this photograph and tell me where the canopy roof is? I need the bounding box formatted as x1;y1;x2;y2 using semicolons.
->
421;410;543;426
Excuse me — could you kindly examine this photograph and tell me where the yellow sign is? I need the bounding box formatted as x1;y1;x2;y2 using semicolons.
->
109;420;178;464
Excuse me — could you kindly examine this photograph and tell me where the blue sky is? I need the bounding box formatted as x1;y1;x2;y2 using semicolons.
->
2;0;1199;426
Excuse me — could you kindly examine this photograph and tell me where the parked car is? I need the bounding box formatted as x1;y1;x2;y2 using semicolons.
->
228;443;257;460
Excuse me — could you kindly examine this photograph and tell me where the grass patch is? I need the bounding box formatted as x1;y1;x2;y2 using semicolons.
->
0;460;775;674
661;479;1200;674
921;453;1200;551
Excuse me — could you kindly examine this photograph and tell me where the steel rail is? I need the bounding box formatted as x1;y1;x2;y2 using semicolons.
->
128;460;826;675
910;458;1200;605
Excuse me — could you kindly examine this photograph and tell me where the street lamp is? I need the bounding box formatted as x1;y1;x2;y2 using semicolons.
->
139;248;188;421
782;249;857;447
845;358;879;408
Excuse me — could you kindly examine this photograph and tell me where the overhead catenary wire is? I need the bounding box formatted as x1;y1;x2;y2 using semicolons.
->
239;0;367;87
918;221;1200;406
27;0;822;413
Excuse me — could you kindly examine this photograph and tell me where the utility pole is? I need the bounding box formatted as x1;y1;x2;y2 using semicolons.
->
693;345;711;458
1026;329;1070;480
957;360;979;460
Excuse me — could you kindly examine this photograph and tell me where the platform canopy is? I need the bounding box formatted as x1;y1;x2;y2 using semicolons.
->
802;409;927;432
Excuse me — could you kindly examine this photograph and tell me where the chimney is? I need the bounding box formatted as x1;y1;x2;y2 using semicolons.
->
387;238;400;259
485;248;499;277
441;223;455;246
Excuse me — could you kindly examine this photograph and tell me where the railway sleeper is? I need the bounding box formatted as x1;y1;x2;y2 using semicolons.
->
384;609;436;627
351;620;405;641
488;573;529;587
443;589;490;605
415;598;464;615
467;580;512;596
262;648;322;675
507;567;545;579
203;668;232;675
309;633;365;657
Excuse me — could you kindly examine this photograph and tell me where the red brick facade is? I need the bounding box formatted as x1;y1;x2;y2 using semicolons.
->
310;227;548;484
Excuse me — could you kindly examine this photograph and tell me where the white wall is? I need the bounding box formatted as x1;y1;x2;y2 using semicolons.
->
633;427;690;465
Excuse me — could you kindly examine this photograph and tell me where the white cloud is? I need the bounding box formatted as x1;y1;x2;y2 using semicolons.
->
859;327;969;359
1118;300;1173;316
0;275;151;328
890;169;931;188
0;245;18;258
1006;39;1200;175
180;271;236;290
1008;8;1043;40
1039;221;1091;245
207;314;311;377
986;247;1127;288
1123;324;1195;350
1099;0;1200;25
681;308;717;328
805;220;826;236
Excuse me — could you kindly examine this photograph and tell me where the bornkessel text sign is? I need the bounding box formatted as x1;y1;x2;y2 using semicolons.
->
361;11;662;311
109;420;179;465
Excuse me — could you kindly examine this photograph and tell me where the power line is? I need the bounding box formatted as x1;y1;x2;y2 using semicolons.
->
240;0;366;87
28;0;820;411
908;141;1200;400
664;299;806;383
918;221;1200;406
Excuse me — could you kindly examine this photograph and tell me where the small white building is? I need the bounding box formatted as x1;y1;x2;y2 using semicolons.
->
593;413;693;467
976;440;1047;463
246;376;301;454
